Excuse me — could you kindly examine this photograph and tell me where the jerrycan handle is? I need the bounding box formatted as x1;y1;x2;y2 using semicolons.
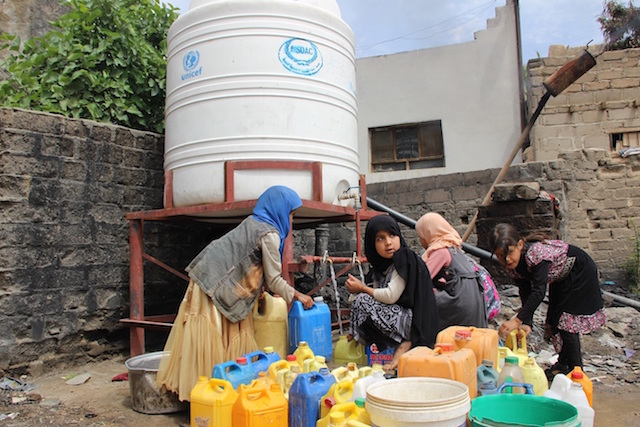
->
242;384;269;401
497;382;534;395
209;378;233;392
507;330;528;352
336;379;354;397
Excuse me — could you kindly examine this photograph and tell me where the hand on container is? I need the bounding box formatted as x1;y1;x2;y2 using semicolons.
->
498;316;523;340
295;291;314;309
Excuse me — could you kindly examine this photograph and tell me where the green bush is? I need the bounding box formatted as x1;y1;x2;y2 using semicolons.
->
598;1;640;51
0;0;178;133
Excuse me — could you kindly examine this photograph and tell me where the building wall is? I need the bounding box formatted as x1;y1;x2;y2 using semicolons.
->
526;45;640;161
356;0;522;184
0;107;216;372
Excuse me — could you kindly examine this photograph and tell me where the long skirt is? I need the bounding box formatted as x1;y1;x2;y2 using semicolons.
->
349;293;412;351
156;280;259;401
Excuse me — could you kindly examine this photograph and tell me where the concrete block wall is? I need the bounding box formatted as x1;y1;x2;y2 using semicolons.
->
526;45;640;162
0;108;213;372
365;147;640;286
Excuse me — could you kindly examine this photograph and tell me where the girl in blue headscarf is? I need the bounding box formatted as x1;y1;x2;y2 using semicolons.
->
158;186;314;401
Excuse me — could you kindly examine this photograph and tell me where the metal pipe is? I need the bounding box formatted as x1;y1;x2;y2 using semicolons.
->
602;290;640;310
365;197;497;262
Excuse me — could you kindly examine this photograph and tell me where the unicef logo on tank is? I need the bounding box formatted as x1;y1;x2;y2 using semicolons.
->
278;38;323;76
181;50;202;81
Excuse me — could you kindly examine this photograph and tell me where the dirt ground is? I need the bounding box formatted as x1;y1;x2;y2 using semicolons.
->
0;353;638;426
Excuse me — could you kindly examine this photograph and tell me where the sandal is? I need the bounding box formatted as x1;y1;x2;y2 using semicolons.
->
544;362;571;382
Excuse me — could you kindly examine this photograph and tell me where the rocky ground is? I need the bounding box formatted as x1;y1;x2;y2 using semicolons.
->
1;285;639;426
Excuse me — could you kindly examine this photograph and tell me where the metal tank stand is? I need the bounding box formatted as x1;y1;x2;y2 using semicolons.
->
121;162;380;357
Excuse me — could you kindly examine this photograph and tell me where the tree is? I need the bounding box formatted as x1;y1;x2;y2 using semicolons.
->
0;0;178;133
598;0;640;50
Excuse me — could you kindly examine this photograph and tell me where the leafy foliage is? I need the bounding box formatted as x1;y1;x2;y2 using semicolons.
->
0;0;178;133
598;1;640;50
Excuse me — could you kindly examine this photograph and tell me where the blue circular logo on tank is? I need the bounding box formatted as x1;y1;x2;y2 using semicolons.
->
183;50;200;71
278;38;323;76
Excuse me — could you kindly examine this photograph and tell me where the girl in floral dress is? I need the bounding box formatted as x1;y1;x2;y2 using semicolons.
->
489;223;606;379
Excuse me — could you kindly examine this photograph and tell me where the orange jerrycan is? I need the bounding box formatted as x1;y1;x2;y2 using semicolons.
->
232;382;287;427
320;379;355;418
253;292;288;359
569;366;593;407
436;326;499;369
397;343;477;398
190;377;238;427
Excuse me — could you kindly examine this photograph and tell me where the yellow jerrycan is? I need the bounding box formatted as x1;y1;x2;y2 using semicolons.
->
520;356;549;396
253;292;288;359
334;335;368;366
320;380;355;418
190;377;238;427
294;341;316;368
506;330;529;366
232;382;287;427
317;402;371;427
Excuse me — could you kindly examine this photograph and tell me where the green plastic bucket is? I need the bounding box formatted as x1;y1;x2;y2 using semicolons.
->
469;394;580;427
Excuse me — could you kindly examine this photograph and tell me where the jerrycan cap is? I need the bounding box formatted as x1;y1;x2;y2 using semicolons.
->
324;396;336;408
571;371;584;379
237;356;248;364
313;296;324;302
347;362;357;371
287;354;297;362
455;329;472;340
505;356;519;365
299;341;309;347
435;343;454;352
319;367;330;375
355;397;365;407
264;346;274;353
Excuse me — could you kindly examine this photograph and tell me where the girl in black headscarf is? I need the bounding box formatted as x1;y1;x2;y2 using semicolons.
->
346;215;440;370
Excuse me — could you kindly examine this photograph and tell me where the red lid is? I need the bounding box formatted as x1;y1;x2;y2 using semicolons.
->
324;397;336;408
287;354;297;362
236;357;247;364
571;371;584;379
436;343;454;352
455;330;472;339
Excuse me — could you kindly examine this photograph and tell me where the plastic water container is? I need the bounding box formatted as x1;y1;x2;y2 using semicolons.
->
289;298;332;360
243;349;275;378
317;402;371;427
213;357;255;390
565;383;595;427
569;366;593;407
190;377;238;427
497;346;515;371
330;363;359;383
351;370;385;402
253;293;289;359
505;330;529;366
497;356;525;394
520;357;548;396
284;363;302;399
334;335;368;366
320;379;355;418
477;359;499;395
250;371;275;388
232;382;288;427
366;377;470;427
544;373;573;400
164;0;359;208
268;359;289;385
288;371;336;427
436;326;499;368
398;344;478;398
302;355;328;373
294;341;316;368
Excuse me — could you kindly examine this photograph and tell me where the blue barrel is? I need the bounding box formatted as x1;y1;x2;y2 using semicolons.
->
288;298;332;359
212;357;254;390
244;350;279;378
289;371;337;427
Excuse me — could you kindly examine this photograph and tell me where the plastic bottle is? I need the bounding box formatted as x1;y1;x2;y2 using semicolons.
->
565;382;595;427
520;357;548;396
497;355;525;394
544;373;573;401
569;366;593;407
294;341;316;368
351;370;385;402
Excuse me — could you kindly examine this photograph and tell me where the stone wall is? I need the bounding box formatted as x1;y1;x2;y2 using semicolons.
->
365;148;640;286
525;45;640;161
0;107;215;372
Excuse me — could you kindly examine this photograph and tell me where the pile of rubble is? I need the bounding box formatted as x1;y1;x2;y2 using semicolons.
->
495;284;640;383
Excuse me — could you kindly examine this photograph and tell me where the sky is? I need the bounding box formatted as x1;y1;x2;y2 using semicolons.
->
166;0;606;63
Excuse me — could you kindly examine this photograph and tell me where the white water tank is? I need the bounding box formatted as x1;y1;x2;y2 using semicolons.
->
164;0;359;207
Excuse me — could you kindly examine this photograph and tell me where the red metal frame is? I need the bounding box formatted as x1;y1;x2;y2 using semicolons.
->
122;163;381;356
